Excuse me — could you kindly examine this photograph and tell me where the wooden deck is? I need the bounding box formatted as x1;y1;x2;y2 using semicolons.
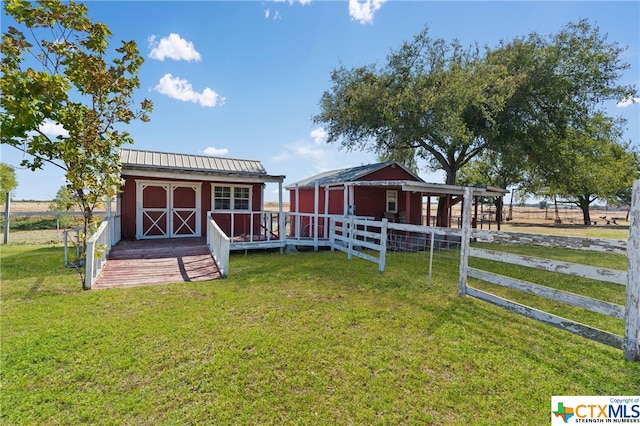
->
93;238;221;290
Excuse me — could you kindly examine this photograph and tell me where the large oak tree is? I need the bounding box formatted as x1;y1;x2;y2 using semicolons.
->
314;21;636;226
314;27;516;225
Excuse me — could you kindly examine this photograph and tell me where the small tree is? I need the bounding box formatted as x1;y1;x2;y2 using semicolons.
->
1;0;152;286
0;162;18;202
549;124;639;225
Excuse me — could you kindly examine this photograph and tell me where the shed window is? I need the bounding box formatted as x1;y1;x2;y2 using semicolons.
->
234;187;250;210
214;186;231;210
213;185;251;211
386;190;398;213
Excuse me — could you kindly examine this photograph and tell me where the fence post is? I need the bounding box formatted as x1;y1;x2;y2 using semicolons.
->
625;179;640;361
428;229;435;289
84;239;95;290
3;192;10;244
347;216;354;260
329;218;335;251
379;218;388;273
458;187;473;296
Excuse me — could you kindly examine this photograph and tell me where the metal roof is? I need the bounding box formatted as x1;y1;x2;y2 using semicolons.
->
120;148;283;182
285;160;508;197
286;161;423;189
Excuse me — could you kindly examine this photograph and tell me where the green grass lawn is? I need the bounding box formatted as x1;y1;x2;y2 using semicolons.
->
2;244;638;425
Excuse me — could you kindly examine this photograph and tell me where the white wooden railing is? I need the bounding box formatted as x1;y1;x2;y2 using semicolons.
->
207;214;230;277
330;216;387;273
80;204;121;290
211;210;284;245
85;220;111;290
209;210;344;249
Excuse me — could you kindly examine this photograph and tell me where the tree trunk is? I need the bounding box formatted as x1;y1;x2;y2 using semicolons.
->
578;196;592;225
436;168;456;227
493;196;503;223
436;196;449;227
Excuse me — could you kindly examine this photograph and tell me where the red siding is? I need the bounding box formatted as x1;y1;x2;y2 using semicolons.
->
120;176;264;240
120;176;138;240
288;164;423;224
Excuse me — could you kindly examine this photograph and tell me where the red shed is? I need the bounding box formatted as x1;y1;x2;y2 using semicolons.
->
287;162;425;225
286;161;509;232
119;148;284;240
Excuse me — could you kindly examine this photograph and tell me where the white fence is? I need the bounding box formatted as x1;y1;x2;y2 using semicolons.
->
207;214;231;278
84;209;121;290
328;216;464;287
330;216;387;273
458;183;640;362
50;204;122;290
85;220;110;290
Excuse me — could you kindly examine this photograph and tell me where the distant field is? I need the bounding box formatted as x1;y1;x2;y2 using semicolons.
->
2;201;56;212
1;201;630;243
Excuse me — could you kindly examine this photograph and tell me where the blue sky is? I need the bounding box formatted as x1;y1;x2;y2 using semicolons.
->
2;0;639;201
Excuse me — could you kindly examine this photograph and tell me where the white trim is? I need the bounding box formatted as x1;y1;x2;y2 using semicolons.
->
212;184;253;212
135;180;202;239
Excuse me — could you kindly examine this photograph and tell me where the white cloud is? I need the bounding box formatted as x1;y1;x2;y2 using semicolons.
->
154;73;225;108
310;127;327;144
38;119;69;138
272;0;312;5
148;33;201;62
272;142;327;164
617;96;640;107
349;0;386;24
271;141;341;176
266;0;310;20
204;146;229;156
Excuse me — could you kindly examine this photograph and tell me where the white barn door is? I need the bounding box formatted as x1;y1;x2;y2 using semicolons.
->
136;181;201;239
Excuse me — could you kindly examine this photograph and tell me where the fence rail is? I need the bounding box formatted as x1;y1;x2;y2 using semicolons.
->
330;216;387;273
207;214;230;278
460;181;640;361
465;286;625;350
469;247;627;285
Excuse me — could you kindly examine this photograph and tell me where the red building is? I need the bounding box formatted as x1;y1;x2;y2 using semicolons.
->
287;161;508;231
287;162;425;227
118;148;284;241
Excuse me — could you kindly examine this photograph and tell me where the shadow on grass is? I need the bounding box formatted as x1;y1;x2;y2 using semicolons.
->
1;246;80;299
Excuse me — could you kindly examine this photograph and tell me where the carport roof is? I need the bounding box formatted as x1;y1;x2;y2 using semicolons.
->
286;161;423;189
